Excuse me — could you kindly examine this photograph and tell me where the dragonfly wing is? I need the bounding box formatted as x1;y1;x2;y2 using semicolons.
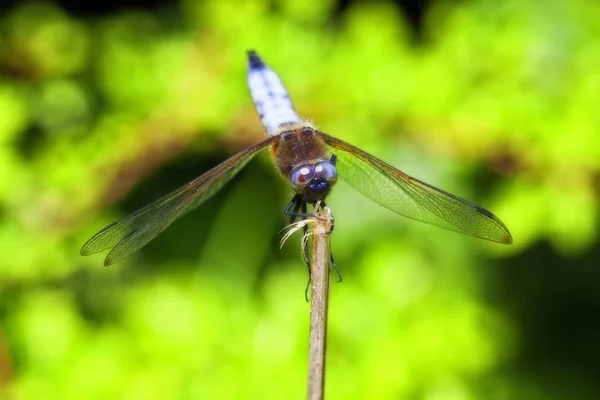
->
319;132;512;244
81;135;279;265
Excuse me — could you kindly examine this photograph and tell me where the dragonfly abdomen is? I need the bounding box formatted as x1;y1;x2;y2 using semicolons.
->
247;50;301;136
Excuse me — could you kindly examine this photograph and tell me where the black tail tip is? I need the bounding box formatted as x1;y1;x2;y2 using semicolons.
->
247;50;265;69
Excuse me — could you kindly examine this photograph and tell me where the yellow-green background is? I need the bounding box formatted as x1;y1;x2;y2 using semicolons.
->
1;0;599;399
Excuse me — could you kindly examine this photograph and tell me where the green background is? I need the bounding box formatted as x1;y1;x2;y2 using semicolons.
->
1;0;599;399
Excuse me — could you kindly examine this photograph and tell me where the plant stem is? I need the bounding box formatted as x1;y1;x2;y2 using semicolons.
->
307;206;333;400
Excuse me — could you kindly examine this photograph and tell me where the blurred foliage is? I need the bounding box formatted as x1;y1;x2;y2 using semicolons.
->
0;0;599;399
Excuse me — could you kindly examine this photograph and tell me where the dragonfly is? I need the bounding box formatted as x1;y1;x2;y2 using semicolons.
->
81;50;512;267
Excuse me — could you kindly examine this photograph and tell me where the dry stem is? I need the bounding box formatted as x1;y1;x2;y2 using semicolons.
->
307;206;333;400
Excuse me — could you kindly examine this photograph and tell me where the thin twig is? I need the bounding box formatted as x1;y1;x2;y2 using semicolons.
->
307;206;333;400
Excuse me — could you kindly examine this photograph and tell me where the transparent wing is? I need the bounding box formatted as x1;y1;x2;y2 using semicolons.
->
81;135;279;265
319;132;512;244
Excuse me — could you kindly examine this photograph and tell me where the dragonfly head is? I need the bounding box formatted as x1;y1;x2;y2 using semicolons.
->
290;160;338;204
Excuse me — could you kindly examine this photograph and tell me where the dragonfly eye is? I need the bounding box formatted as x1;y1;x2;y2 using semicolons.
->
314;161;338;183
290;165;316;188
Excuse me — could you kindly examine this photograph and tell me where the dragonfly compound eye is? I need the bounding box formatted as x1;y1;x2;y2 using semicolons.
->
315;161;338;184
291;165;316;188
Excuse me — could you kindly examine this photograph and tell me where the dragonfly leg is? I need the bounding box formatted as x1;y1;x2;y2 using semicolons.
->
284;194;301;223
302;202;312;302
330;252;342;282
283;196;340;300
283;194;313;222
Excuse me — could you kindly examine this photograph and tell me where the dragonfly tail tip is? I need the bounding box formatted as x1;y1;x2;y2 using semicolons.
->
247;50;265;69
